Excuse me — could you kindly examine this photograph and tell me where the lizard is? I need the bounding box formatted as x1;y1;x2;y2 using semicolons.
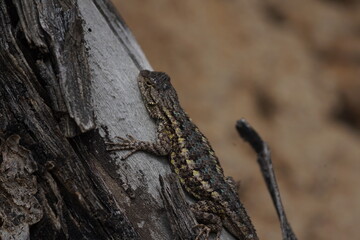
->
106;70;259;240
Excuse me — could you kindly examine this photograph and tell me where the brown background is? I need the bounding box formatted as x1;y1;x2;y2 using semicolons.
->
112;1;360;239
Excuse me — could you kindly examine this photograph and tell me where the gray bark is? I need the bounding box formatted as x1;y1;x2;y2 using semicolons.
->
0;1;238;239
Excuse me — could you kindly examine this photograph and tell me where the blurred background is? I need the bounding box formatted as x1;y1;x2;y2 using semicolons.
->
113;0;360;239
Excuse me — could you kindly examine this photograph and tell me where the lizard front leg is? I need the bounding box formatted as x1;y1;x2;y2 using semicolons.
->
106;122;172;160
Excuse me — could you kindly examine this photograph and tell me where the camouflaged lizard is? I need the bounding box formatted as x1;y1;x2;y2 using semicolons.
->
107;70;258;240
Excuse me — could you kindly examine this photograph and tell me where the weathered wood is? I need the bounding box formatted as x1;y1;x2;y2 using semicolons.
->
0;0;246;239
159;174;198;239
0;134;42;240
0;0;149;239
12;0;95;136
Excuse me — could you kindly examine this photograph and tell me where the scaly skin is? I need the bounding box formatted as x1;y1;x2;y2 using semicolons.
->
107;70;258;240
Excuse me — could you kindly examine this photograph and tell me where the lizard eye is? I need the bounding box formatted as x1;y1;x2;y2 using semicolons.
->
145;79;152;86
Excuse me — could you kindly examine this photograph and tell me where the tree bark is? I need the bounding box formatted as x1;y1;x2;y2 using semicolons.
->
0;1;242;239
1;0;165;239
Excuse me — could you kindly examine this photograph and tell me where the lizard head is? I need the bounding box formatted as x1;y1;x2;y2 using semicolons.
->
138;70;179;119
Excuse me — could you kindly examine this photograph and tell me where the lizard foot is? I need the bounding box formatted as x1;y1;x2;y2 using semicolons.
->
194;224;211;240
106;135;139;160
191;200;222;239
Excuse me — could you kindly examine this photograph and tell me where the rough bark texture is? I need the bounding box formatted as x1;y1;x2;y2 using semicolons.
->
159;174;198;240
0;0;203;239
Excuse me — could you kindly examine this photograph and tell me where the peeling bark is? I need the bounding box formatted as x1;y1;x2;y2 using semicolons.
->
0;134;42;240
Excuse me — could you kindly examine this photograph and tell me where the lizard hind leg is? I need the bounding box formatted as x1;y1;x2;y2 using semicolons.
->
191;201;223;240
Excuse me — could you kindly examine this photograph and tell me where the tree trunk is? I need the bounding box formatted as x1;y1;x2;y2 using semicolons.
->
0;0;236;239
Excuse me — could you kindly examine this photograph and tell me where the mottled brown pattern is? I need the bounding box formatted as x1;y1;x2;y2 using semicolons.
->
107;70;258;240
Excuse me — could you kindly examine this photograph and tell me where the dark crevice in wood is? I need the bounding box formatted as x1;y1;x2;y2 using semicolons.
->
4;0;19;29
